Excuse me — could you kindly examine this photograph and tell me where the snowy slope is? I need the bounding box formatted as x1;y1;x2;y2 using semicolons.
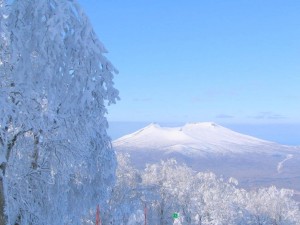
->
113;122;300;195
114;122;291;155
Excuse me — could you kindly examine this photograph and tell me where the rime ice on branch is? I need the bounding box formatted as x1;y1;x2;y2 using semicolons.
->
0;0;118;224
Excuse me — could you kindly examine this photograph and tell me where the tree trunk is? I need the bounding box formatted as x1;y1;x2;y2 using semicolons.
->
0;130;20;225
0;175;7;225
159;206;164;225
31;133;39;170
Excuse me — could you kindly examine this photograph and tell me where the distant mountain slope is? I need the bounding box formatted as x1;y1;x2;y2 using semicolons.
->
113;122;300;196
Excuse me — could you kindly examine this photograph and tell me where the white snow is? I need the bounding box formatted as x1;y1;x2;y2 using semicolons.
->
277;154;294;173
113;122;280;155
113;122;300;195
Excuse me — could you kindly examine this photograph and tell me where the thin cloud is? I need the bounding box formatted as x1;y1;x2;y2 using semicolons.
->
216;114;234;119
249;112;286;120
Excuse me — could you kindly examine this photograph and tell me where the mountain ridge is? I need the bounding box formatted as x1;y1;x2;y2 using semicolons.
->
113;122;300;196
113;122;290;155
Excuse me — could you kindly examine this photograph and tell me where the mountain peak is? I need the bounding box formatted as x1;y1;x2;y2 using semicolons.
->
184;122;219;128
113;123;300;196
113;122;278;154
146;123;161;128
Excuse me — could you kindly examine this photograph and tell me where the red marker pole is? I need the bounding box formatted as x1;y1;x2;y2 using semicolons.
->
96;204;101;225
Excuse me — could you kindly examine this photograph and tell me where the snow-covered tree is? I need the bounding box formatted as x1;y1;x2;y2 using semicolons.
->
244;186;300;224
104;153;143;225
143;159;195;225
114;158;300;225
0;0;118;224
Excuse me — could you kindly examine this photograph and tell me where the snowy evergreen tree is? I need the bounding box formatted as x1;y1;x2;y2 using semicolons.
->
0;0;118;224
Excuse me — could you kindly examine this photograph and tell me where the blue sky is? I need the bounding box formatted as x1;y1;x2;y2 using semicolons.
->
78;1;300;143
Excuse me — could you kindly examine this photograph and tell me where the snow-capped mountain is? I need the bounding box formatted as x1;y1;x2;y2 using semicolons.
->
113;122;300;195
113;122;291;155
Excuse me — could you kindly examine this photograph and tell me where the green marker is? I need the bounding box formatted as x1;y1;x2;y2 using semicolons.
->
172;213;179;219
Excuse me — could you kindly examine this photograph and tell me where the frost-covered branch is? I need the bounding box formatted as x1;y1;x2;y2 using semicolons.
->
0;0;118;224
